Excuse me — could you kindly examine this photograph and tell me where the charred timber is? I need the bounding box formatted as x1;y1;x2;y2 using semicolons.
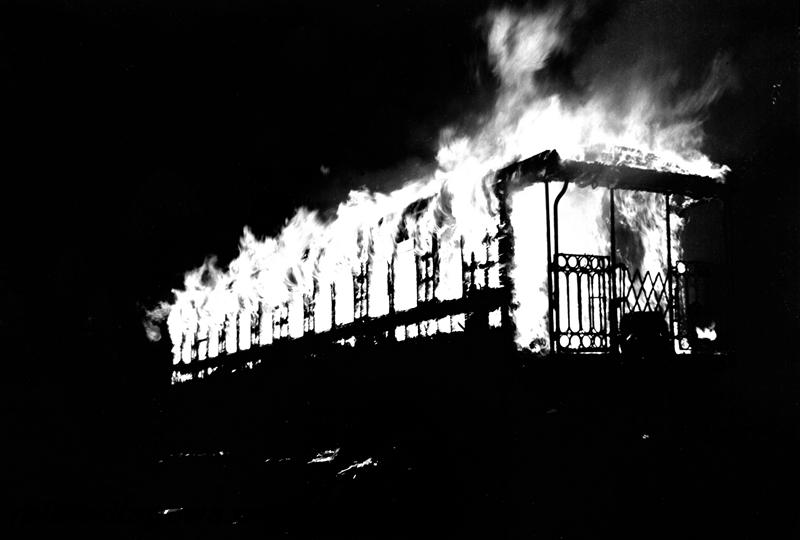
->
496;149;726;200
173;286;510;378
169;149;728;382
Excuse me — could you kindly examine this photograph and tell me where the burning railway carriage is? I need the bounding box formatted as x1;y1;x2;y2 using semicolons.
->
167;150;727;384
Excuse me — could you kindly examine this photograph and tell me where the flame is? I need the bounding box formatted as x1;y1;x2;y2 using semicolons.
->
696;324;717;341
147;5;730;370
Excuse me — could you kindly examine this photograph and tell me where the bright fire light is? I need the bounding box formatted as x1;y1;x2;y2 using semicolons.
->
147;6;730;370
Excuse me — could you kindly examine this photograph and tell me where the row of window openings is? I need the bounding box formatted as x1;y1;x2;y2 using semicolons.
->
176;237;503;364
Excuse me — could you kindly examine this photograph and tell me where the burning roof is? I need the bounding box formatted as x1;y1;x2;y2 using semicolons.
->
145;5;731;381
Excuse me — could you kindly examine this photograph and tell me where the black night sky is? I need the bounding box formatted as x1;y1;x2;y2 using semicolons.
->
3;0;798;535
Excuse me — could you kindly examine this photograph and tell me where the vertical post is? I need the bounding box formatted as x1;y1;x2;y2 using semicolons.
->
330;282;337;329
388;256;395;315
414;231;422;305
303;293;310;333
494;170;516;334
665;193;674;347
460;236;467;298
312;278;318;332
484;233;491;289
223;315;230;354
177;329;185;365
432;233;440;298
366;238;372;317
470;252;477;294
253;303;261;346
609;188;618;353
431;232;439;302
253;304;259;345
352;269;358;321
552;181;569;261
545;179;555;353
552;180;570;353
190;323;198;362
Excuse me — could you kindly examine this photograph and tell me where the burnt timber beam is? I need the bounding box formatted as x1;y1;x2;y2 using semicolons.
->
172;286;510;378
495;149;726;200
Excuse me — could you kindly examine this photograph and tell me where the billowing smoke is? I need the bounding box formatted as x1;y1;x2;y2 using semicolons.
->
146;2;733;360
448;2;736;179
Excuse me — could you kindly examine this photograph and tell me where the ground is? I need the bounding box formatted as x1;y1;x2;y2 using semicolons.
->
28;338;791;538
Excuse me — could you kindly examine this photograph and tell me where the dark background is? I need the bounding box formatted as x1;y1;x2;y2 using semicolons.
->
2;0;797;535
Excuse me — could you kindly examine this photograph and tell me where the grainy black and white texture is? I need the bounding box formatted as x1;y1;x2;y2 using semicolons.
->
3;1;798;537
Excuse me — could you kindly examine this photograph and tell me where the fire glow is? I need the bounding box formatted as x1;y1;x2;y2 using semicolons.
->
146;6;730;378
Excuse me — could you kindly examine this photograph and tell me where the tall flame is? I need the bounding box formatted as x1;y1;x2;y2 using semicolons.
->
147;5;730;367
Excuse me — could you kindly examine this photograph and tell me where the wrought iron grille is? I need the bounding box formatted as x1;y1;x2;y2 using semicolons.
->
218;319;227;355
273;303;289;340
416;233;439;304
551;253;612;352
551;252;718;353
461;232;500;297
303;280;318;334
387;258;396;314
189;323;199;362
251;305;262;346
353;260;369;320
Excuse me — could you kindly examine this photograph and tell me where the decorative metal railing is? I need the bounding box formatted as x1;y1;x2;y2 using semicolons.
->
551;254;612;352
550;253;717;354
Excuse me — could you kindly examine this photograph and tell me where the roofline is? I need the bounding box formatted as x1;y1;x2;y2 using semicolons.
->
496;150;727;200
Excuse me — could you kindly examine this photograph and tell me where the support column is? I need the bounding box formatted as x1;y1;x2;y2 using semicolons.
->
609;188;619;353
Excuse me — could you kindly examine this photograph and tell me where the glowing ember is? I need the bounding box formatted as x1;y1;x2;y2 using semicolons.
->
147;5;730;371
696;324;717;341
